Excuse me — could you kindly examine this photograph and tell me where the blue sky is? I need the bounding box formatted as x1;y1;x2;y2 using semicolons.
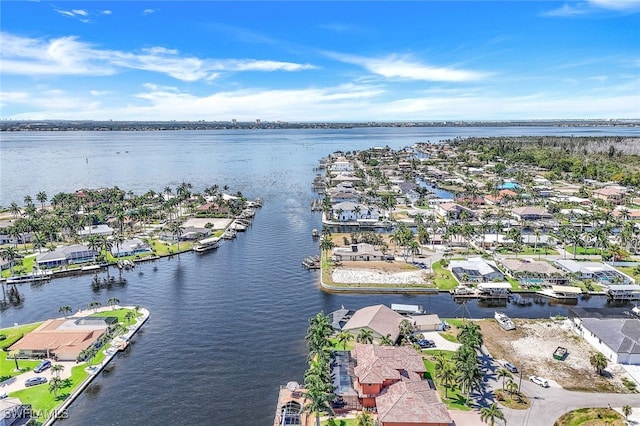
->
1;1;639;121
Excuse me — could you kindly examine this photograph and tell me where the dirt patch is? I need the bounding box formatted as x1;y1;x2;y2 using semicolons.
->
331;261;430;285
479;318;631;393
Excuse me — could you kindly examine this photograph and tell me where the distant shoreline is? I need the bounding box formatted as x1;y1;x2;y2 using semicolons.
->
2;119;638;132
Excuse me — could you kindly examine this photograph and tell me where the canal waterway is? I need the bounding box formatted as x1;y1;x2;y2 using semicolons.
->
1;127;638;425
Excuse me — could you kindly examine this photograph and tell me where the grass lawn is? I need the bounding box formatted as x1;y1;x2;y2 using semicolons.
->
555;407;625;426
328;337;355;352
321;419;357;426
422;350;472;411
10;364;90;424
90;307;142;323
565;246;603;255
497;247;558;256
431;261;458;290
0;322;44;380
1;255;37;278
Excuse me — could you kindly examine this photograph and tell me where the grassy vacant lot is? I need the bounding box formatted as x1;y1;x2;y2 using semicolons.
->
431;261;457;290
554;407;625;426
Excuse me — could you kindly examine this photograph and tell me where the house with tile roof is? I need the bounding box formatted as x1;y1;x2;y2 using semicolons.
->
376;381;452;426
342;305;404;343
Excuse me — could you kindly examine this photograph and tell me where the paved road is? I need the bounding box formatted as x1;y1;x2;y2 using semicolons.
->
465;353;640;425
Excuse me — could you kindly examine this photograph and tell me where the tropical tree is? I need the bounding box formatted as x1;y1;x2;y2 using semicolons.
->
124;311;136;325
336;330;353;351
589;351;608;375
480;402;505;426
622;404;632;420
0;247;20;275
50;363;65;378
356;328;374;344
398;319;415;344
506;378;518;395
496;368;512;391
36;191;48;210
8;350;20;371
168;222;184;256
107;297;120;310
49;376;63;399
301;383;334;426
434;362;456;399
58;305;72;317
320;236;335;258
88;300;102;312
379;334;394;346
355;410;374;426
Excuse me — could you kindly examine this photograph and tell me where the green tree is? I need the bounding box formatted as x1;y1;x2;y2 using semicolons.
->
398;319;415;344
8;350;20;371
301;384;334;426
124;311;136;325
480;403;505;426
107;297;120;310
379;333;394;346
49;376;63;399
356;328;374;344
435;362;456;399
50;363;65;378
58;305;72;317
336;330;353;351
355;410;374;426
622;404;632;419
589;351;608;375
496;368;512;391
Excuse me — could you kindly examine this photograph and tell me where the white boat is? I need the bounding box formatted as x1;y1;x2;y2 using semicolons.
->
222;228;237;240
536;285;581;300
193;237;220;253
6;270;53;284
495;311;516;330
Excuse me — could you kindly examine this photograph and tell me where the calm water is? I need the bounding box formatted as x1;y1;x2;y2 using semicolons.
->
0;127;638;425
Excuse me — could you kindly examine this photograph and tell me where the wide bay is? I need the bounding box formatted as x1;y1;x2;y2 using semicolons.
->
1;126;638;425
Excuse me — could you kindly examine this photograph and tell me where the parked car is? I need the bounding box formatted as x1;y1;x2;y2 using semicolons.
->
0;392;7;399
34;360;51;373
25;377;48;387
529;375;549;387
503;362;518;373
417;339;436;349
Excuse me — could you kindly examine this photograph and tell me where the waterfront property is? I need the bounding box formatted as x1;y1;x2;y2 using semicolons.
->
341;304;404;343
35;244;97;269
332;243;386;262
110;238;152;258
449;257;504;284
570;314;640;365
498;258;569;286
554;259;634;285
8;316;117;361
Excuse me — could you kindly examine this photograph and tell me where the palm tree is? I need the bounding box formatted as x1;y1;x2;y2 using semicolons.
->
49;376;63;399
124;311;136;325
86;235;101;263
355;410;374;426
379;334;394;346
168;222;183;256
622;404;632;420
356;328;374;344
506;378;518;395
398;319;415;344
88;300;102;312
8;350;20;371
336;330;353;350
107;297;120;310
480;403;505;426
0;247;20;276
58;306;72;317
36;191;48;210
589;351;608;375
301;384;334;426
435;362;456;399
496;368;512;391
50;363;65;378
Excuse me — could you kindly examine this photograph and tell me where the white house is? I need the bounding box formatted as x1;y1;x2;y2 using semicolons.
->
330;202;380;222
449;257;505;283
111;238;152;258
332;243;386;262
554;259;634;285
572;317;640;365
78;224;114;237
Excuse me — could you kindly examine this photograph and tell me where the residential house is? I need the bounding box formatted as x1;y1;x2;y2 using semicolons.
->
570;314;640;365
376;381;452;426
593;187;625;205
434;203;474;221
78;224;114;237
36;244;97;269
330;202;380;223
342;305;404;343
332;243;386;262
554;259;634;285
511;206;553;221
449;257;504;283
484;189;517;205
110;238;152;258
498;258;569;286
329;158;354;172
410;314;444;332
9;316;117;361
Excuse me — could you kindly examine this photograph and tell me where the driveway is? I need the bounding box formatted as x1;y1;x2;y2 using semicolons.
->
419;330;461;352
1;360;77;395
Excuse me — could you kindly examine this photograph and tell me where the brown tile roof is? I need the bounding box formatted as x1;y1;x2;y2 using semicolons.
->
376;381;452;424
352;344;426;386
343;305;404;341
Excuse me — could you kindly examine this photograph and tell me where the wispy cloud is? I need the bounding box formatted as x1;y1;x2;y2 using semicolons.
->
0;33;316;81
327;52;488;82
143;9;155;15
54;8;91;22
101;10;112;16
544;0;640;16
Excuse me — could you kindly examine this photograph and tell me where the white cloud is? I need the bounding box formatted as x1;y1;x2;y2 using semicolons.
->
143;9;155;15
544;0;640;16
327;52;487;82
589;0;640;10
0;33;316;81
72;9;88;16
101;10;112;15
